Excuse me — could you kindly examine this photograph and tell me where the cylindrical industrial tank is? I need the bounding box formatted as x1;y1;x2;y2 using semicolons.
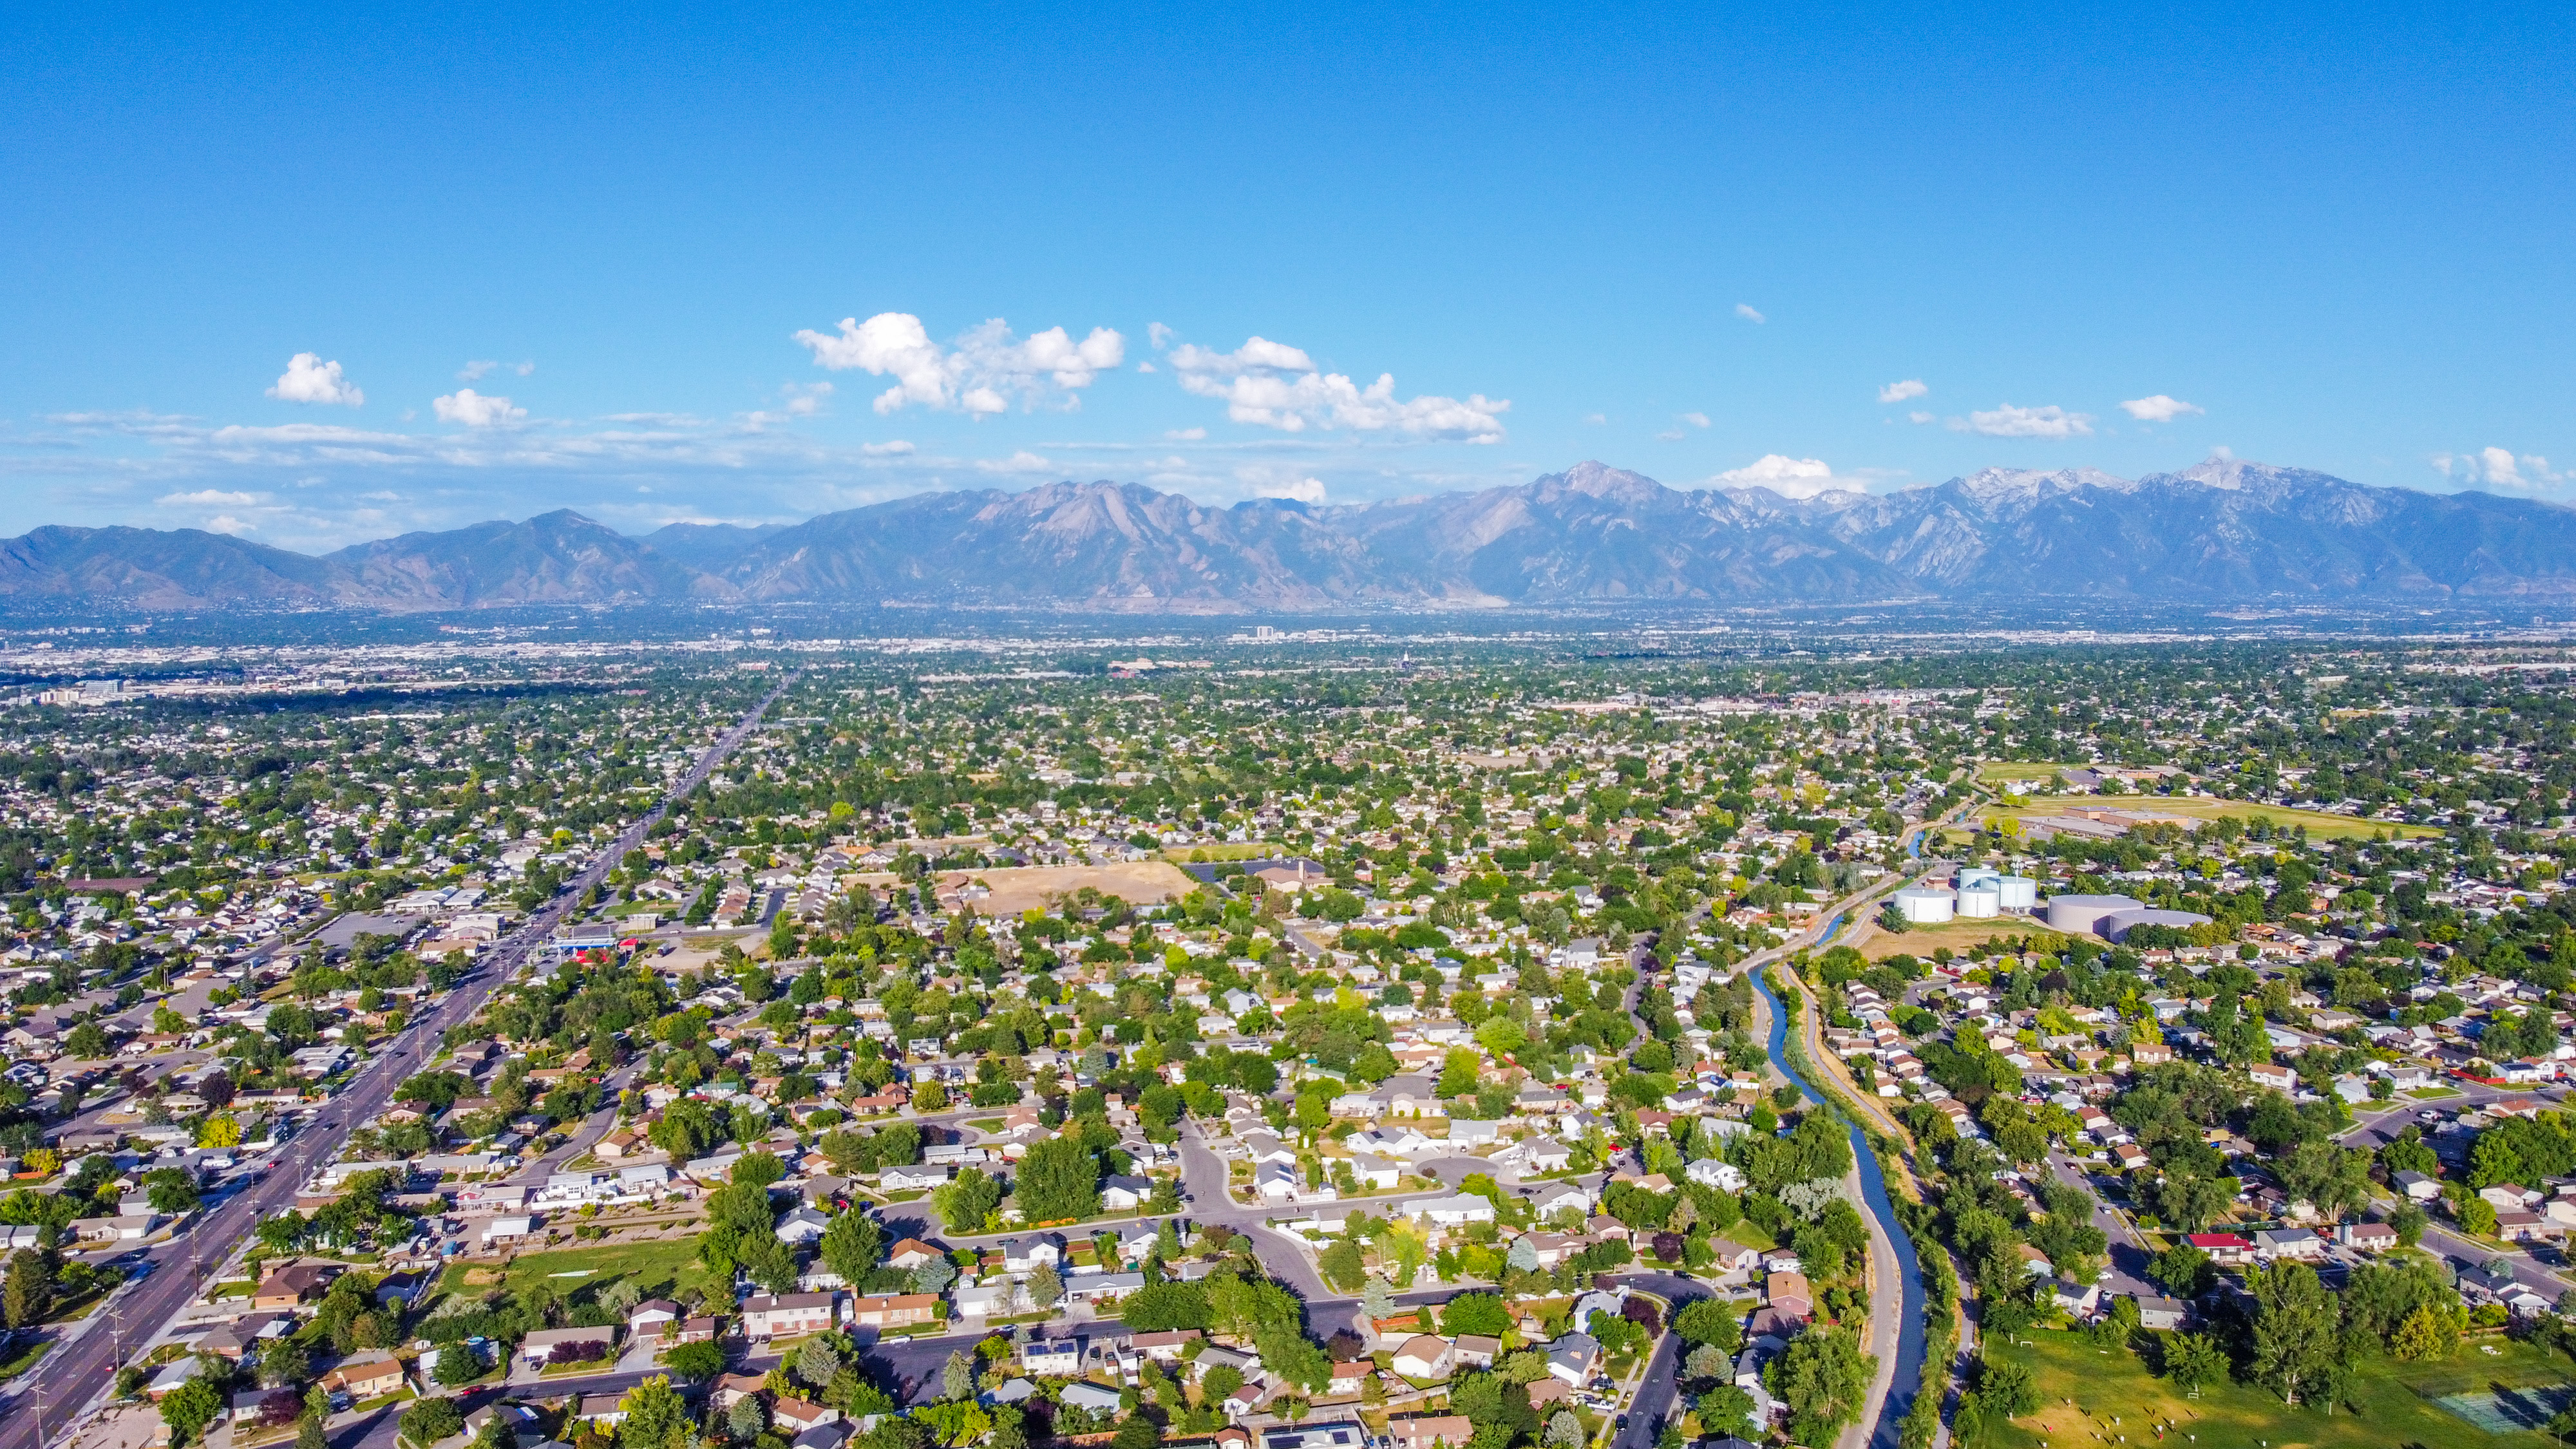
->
1957;866;2002;893
2044;893;2143;935
1895;887;1956;924
1996;875;2039;911
1956;886;2002;918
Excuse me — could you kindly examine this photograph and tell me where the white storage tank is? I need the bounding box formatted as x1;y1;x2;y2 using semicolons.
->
1894;887;1956;924
2045;893;2143;935
1996;875;2039;911
1956;886;2002;918
1957;866;2002;893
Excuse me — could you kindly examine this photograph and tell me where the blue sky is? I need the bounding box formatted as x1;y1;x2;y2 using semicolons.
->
4;3;2571;549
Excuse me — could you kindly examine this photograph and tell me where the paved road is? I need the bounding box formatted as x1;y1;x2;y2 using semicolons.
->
1595;1272;1714;1449
3;675;801;1449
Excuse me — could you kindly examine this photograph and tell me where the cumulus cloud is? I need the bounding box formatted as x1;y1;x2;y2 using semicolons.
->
1707;454;1859;499
1251;475;1327;504
1907;411;1935;424
158;489;262;507
792;312;1124;416
267;353;364;407
1949;404;2094;439
1678;412;1711;428
432;390;527;427
1878;379;1928;404
2119;393;2203;422
974;450;1057;475
1148;323;1177;350
2436;447;2566;492
1734;304;1766;324
860;440;914;457
460;360;536;381
1166;335;1508;442
1165;427;1207;441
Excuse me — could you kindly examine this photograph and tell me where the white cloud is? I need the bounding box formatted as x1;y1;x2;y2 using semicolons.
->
1707;454;1858;499
1656;429;1687;442
2436;447;2566;492
780;381;833;417
2119;393;2203;422
432;390;527;426
1251;475;1327;504
1949;403;2094;439
1136;361;1157;374
792;312;1124;416
1907;410;1935;424
1734;304;1766;324
974;450;1057;475
1148;323;1176;350
1878;379;1928;404
860;440;915;457
1168;336;1508;442
1584;412;1607;424
1165;427;1207;441
1678;412;1711;429
204;515;254;534
460;359;537;381
158;489;261;507
267;353;363;407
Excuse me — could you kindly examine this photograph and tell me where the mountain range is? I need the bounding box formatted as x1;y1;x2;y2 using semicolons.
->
6;459;2572;612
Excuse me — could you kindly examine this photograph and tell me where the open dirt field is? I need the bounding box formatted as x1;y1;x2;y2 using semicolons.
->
849;861;1202;914
1858;916;2072;961
1980;793;2439;840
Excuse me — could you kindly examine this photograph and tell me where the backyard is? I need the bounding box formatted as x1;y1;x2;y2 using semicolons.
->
433;1239;722;1312
1980;1325;2576;1449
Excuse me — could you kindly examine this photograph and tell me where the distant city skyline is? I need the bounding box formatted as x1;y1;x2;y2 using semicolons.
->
3;3;2570;549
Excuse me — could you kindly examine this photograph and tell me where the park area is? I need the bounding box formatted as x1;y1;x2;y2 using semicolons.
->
848;862;1200;914
433;1240;721;1314
1982;1326;2576;1449
1976;793;2439;841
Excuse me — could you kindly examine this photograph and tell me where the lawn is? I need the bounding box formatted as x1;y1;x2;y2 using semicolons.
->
1976;762;2094;784
2410;1086;2467;1100
1978;794;2440;841
1981;1325;2576;1449
436;1238;719;1310
0;1338;49;1383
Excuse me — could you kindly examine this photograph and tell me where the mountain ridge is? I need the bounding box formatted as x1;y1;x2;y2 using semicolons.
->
4;459;2570;611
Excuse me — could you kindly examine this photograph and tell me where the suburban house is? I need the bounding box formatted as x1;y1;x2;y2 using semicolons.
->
251;1263;340;1311
1002;1234;1066;1272
2185;1233;2255;1265
740;1293;840;1338
319;1352;406;1399
1387;1417;1474;1449
886;1238;944;1270
2134;1295;2190;1332
848;1293;939;1327
518;1327;614;1368
1544;1334;1600;1387
628;1299;681;1339
2253;1228;2325;1260
1765;1271;1814;1321
1391;1335;1454;1380
1023;1340;1081;1376
2340;1222;2399;1253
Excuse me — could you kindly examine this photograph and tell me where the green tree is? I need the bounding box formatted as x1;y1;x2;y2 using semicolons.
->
1028;1260;1064;1308
1319;1239;1365;1293
433;1342;484;1387
822;1209;883;1285
1976;1356;2040;1419
3;1248;54;1328
618;1376;689;1449
1016;1137;1102;1223
2391;1304;2458;1361
397;1396;464;1449
162;1379;225;1446
934;1167;1003;1234
665;1340;726;1382
1768;1325;1868;1447
943;1349;977;1401
2458;1196;2500;1237
2249;1263;2338;1406
2163;1332;2226;1391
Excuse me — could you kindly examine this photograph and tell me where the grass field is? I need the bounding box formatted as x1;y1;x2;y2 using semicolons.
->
1979;794;2439;841
1976;762;2092;784
1982;1325;2575;1449
435;1239;719;1310
1857;918;2074;962
1161;842;1286;862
